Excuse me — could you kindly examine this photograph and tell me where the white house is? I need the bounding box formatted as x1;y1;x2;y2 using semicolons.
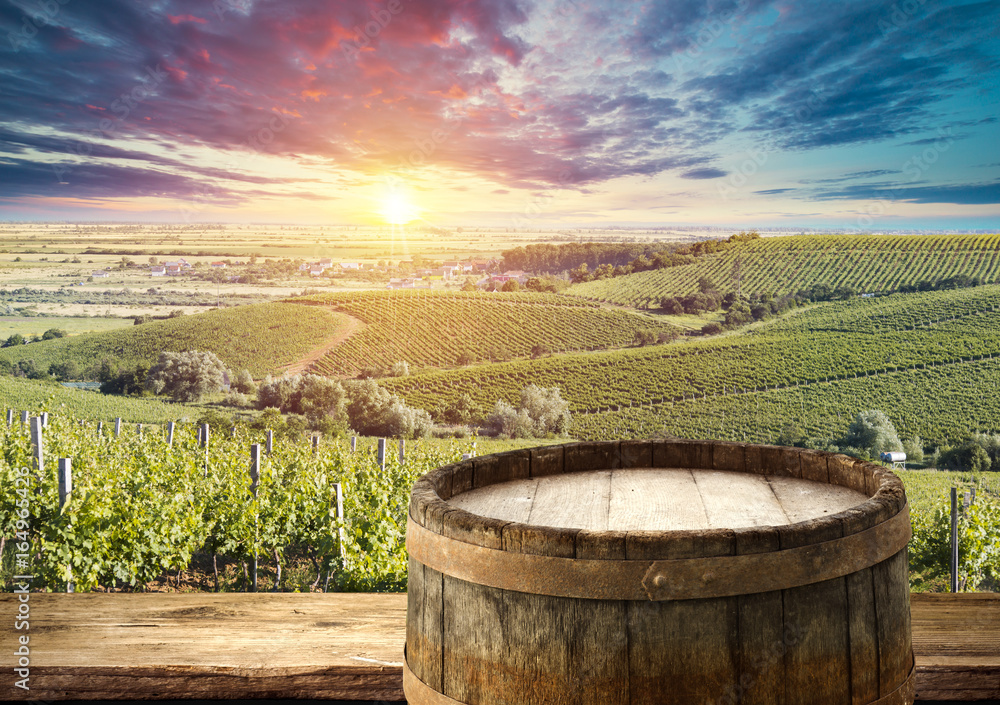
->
340;262;360;270
91;271;110;278
150;266;166;277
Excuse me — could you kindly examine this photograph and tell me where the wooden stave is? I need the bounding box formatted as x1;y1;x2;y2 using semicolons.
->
406;440;914;705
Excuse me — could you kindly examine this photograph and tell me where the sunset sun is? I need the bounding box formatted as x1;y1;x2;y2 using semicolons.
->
380;190;418;225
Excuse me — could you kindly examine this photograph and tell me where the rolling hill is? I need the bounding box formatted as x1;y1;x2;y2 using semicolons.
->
567;233;1000;307
384;284;1000;447
0;302;346;377
288;290;679;375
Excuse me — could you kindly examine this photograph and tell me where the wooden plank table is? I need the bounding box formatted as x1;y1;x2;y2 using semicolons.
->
0;592;996;702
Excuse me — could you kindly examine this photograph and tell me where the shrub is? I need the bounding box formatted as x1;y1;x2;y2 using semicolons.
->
844;410;903;458
145;350;229;402
232;369;257;394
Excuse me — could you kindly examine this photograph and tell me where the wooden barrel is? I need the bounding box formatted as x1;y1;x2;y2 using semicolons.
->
405;440;914;705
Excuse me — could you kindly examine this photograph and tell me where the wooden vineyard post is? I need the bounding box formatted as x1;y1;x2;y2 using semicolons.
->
97;421;103;437
377;438;386;469
6;409;12;426
399;439;405;465
166;421;175;448
266;430;273;455
230;426;237;439
250;444;261;593
114;417;122;437
41;412;49;427
950;487;959;593
58;458;74;593
325;482;346;593
30;416;43;475
136;423;143;438
312;435;319;454
351;436;357;452
201;424;210;477
20;410;28;428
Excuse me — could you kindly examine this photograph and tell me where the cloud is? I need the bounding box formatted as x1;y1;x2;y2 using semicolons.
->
811;180;1000;205
0;0;996;211
681;168;728;179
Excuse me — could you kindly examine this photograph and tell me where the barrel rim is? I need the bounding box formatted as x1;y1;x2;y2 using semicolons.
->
409;440;907;559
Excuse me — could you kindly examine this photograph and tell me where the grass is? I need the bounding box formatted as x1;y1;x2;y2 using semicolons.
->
0;316;133;339
0;302;346;378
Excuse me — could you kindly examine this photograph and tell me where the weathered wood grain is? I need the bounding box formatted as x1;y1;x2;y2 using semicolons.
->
0;592;996;701
445;468;866;532
0;592;407;701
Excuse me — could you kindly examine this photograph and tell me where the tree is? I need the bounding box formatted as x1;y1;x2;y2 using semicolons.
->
232;369;257;394
3;333;26;347
902;437;924;464
519;385;571;435
569;263;592;283
844;410;903;457
501;279;520;292
342;378;431;437
48;360;80;381
486;400;534;438
444;393;482;426
659;296;684;315
701;322;723;336
530;343;551;359
146;350;229;402
634;330;657;346
40;328;67;340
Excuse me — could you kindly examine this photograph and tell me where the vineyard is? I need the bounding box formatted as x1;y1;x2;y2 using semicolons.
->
0;376;186;423
385;285;1000;446
288;290;677;375
569;358;1000;447
0;302;345;378
568;233;1000;306
1;411;996;594
0;413;488;592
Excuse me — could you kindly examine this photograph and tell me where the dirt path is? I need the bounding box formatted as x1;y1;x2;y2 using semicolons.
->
282;307;364;376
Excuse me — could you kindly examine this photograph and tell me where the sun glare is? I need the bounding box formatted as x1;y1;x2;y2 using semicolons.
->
380;190;418;225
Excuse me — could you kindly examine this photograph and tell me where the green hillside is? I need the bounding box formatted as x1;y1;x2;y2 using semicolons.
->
289;290;678;375
0;302;345;377
0;376;191;422
567;233;1000;307
385;284;1000;447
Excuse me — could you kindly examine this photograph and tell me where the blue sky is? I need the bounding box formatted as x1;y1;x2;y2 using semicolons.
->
0;0;997;228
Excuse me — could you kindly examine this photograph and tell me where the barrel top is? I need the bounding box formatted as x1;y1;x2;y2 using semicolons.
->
447;468;868;532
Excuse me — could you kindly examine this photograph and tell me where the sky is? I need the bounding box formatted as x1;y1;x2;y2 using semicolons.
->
0;0;998;229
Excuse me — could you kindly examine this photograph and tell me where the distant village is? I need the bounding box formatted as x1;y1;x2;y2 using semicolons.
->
87;256;533;289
